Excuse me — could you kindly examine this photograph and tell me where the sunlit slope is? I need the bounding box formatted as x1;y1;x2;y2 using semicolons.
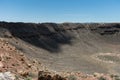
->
0;22;120;74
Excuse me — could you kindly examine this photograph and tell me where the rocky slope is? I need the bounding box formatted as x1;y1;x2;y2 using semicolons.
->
0;22;120;76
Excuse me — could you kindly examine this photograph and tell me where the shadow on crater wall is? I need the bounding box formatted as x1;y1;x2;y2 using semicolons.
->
0;22;73;52
1;22;120;52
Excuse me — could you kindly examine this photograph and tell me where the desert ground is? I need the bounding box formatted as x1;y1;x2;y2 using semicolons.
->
0;22;120;80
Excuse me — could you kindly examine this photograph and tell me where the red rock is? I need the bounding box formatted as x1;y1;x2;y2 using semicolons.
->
0;62;4;68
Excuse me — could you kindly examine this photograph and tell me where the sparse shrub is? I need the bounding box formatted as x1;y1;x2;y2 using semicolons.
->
15;75;19;80
98;76;106;80
28;72;35;78
110;74;120;80
115;77;120;80
25;77;32;80
67;75;77;80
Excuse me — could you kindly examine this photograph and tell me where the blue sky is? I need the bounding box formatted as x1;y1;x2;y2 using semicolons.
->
0;0;120;23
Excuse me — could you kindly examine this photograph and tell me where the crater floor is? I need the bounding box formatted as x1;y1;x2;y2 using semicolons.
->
1;22;120;74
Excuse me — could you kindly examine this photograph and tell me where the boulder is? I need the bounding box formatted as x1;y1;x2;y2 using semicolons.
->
0;72;15;80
